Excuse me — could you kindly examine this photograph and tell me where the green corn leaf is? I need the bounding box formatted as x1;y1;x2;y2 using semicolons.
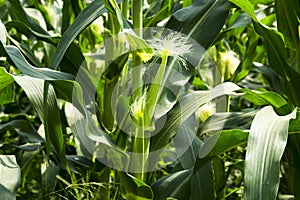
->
177;115;203;169
288;134;300;198
289;109;300;134
5;21;57;44
9;36;43;68
275;0;300;49
6;0;49;35
0;120;44;143
199;111;257;134
252;22;300;106
65;102;129;170
0;67;14;105
61;0;75;34
2;45;74;80
239;88;294;115
249;0;274;4
151;82;241;152
232;35;259;82
244;106;296;199
199;129;248;158
119;172;153;200
229;0;258;22
230;0;300;106
50;0;121;69
13;76;67;168
167;0;232;49
151;169;193;199
0;155;21;200
191;161;215;200
4;21;85;75
144;0;174;27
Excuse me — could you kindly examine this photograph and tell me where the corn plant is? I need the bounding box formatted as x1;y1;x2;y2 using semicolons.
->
0;0;299;199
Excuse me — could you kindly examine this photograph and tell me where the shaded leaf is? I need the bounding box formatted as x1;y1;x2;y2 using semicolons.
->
199;129;248;158
176;115;203;169
275;0;300;49
6;0;49;35
167;0;232;49
289;109;300;134
0;120;44;143
119;172;153;200
230;0;300;106
151;169;192;199
191;161;215;200
199;111;257;134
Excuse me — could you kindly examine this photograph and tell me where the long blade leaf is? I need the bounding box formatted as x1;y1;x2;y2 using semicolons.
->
244;106;296;199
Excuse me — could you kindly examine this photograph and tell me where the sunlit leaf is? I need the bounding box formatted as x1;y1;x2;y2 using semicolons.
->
2;45;74;80
13;75;67;167
50;0;121;69
0;19;6;44
239;88;293;115
151;82;241;152
0;67;14;105
244;106;296;199
229;0;258;21
65;102;129;170
0;155;21;200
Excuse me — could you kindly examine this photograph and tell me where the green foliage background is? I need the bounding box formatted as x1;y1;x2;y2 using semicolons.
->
0;0;299;199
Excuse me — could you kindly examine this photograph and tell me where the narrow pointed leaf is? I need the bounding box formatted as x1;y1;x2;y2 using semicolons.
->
167;0;232;49
230;0;300;106
275;0;300;49
2;45;74;80
50;0;123;69
13;76;67;167
6;0;49;35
